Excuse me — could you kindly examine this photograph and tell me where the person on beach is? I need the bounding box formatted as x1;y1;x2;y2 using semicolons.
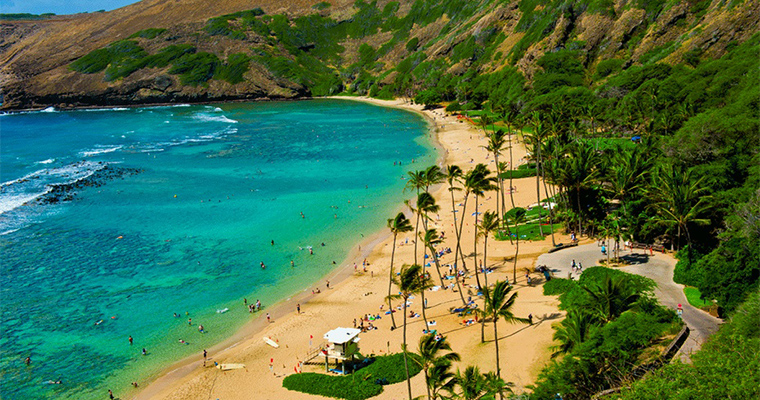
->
266;313;271;323
198;325;204;333
109;389;114;399
297;304;301;314
244;298;247;306
179;339;187;344
256;299;261;311
326;280;330;289
188;318;192;326
309;248;313;255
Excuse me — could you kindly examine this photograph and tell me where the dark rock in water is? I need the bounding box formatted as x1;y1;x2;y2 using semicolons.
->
36;164;141;205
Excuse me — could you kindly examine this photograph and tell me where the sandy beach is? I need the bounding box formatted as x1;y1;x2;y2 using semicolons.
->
135;96;570;400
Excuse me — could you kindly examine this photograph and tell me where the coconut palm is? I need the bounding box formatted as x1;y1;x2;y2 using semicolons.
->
465;164;496;290
426;359;458;400
418;192;441;232
477;211;500;288
406;169;428;263
414;333;461;400
389;263;433;400
387;212;413;329
504;207;527;284
647;164;711;252
481;280;528;394
485;130;507;221
525;113;548;236
581;275;641;323
555;143;602;236
551;310;597;357
454;366;512;400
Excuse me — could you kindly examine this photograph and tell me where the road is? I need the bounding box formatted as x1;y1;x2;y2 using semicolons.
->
536;242;722;362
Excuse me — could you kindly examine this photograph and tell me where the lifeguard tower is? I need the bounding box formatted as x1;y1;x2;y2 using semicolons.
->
321;327;361;374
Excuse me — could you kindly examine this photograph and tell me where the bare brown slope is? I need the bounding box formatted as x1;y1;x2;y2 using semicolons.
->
0;0;358;108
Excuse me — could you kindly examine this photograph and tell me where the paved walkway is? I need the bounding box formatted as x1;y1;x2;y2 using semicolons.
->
536;242;722;362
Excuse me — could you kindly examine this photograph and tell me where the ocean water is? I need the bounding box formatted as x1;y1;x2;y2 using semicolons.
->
0;100;435;399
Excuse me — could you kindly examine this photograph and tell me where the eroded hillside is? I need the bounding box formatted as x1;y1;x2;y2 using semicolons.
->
0;0;757;110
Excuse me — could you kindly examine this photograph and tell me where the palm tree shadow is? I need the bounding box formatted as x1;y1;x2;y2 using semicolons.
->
494;312;563;340
621;253;650;265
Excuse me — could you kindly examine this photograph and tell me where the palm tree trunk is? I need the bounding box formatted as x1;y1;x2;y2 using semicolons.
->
472;198;482;290
388;233;398;329
430;247;445;287
513;225;520;284
494;319;502;400
403;298;412;400
508;134;516;210
536;148;544;236
576;188;582;237
483;236;489;288
425;365;432;400
457;192;471;272
420;284;429;331
414;207;421;265
542;165;556;246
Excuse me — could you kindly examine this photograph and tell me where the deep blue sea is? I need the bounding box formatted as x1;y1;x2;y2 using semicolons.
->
0;99;435;399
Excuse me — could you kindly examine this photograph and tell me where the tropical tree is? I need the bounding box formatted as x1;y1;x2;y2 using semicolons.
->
389;264;433;400
504;207;527;284
387;212;413;329
551;310;597;357
477;211;500;288
485;130;507;220
581;275;641;323
415;333;461;400
555;143;602;236
647;164;711;252
481;280;528;396
454;366;512;400
466;164;497;290
406;169;428;263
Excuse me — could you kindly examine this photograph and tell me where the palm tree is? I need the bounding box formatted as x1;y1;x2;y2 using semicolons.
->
581;275;641;323
481;280;528;397
418;192;440;232
647;164;711;252
446;165;470;306
426;360;458;400
504;207;527;284
555;143;602;236
406;169;428;263
485;130;507;221
415;333;461;400
606;146;651;214
464;164;496;290
477;211;500;288
526;112;547;236
389;263;433;400
387;212;413;329
454;366;512;400
551;310;597;357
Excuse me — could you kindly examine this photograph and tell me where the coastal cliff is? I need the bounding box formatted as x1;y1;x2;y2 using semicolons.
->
1;0;758;110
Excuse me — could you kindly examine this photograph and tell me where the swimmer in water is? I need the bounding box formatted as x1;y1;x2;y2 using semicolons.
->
260;262;266;269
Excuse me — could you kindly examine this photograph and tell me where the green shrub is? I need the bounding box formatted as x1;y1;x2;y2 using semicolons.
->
144;44;197;68
500;168;537;179
214;53;251;84
70;40;147;77
282;353;422;400
543;278;578;296
128;28;167;39
594;58;624;79
405;37;419;52
168;52;221;86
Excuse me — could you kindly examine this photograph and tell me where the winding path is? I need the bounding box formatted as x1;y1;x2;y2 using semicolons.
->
536;242;722;362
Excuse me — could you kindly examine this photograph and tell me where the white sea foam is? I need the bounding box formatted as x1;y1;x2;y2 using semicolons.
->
193;113;238;124
81;107;130;112
79;145;123;157
41;107;56;113
35;159;55;165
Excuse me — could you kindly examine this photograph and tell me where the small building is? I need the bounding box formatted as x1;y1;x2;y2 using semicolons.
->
322;327;361;374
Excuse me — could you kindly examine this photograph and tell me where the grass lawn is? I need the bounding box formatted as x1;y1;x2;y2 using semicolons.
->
684;286;710;308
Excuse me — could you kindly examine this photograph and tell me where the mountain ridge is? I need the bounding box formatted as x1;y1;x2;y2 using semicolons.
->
1;0;757;110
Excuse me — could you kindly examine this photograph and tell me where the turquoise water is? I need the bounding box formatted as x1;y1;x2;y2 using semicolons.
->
0;100;435;399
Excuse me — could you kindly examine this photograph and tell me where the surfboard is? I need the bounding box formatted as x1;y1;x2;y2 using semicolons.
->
263;337;279;348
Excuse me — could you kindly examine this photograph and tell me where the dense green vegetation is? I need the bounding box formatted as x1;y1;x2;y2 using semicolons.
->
531;268;681;399
0;13;55;20
609;289;760;399
282;353;422;399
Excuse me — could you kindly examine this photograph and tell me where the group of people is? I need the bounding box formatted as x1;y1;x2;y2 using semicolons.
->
245;298;262;313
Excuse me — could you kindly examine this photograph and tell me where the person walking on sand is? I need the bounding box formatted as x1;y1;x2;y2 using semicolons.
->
297;304;301;314
108;389;114;400
266;312;271;323
326;280;330;289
